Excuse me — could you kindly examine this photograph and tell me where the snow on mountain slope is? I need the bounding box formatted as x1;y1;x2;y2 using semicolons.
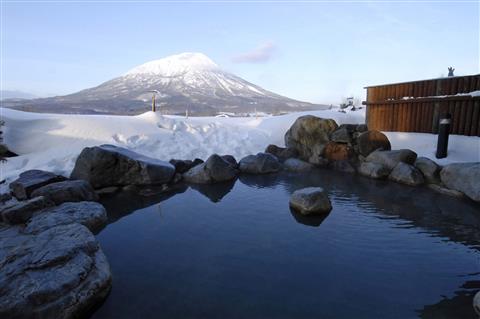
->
5;52;327;115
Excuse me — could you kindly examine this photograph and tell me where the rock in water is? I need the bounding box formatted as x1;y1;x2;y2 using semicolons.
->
0;223;111;319
239;153;281;174
31;180;98;205
414;157;440;184
356;130;391;157
70;144;175;188
365;149;417;170
324;142;354;161
220;155;238;168
283;158;314;172
264;144;299;162
1;196;54;225
25;201;108;234
474;291;480;316
183;154;238;184
284;115;338;161
289;187;332;215
440;162;480;202
389;162;425;186
358;162;391;179
9;170;67;200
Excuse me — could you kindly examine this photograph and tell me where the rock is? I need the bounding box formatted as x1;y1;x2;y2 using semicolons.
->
427;184;465;198
71;144;175;188
0;223;111;318
169;159;194;174
358;162;391;179
365;149;417;170
9;170;67;200
183;154;238;184
239;153;281;174
415;157;441;184
308;155;329;167
1;196;54;225
95;186;120;196
289;187;332;215
283;158;314;172
221;155;238;168
284;115;338;161
357;130;391;157
31;180;98;205
324;142;354;161
440;162;480;202
337;124;358;133
330;160;356;173
389;162;425;186
474;291;480;316
0;193;12;203
265;144;299;162
356;124;368;132
330;127;351;144
26;201;108;234
192;158;204;167
171;173;183;184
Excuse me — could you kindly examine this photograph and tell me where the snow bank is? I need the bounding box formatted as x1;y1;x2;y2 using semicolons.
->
1;107;478;187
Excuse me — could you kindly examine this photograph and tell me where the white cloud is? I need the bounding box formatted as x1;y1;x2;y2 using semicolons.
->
232;41;277;64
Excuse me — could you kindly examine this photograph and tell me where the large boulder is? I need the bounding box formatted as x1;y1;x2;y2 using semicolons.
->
284;115;338;161
365;149;417;170
0;223;111;318
358;162;391;179
169;158;204;174
283;158;314;172
264;144;299;162
356;130;391;157
70;144;175;188
9;170;67;200
31;180;98;205
220;155;238;168
330;127;351;144
1;196;54;225
26;201;108;234
440;163;480;202
414;157;441;184
239;153;281;174
289;187;332;215
183;154;238;184
389;162;425;186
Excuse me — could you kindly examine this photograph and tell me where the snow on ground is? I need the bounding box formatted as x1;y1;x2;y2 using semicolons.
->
1;107;479;187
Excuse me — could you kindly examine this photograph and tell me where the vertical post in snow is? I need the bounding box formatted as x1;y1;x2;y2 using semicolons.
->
152;94;156;112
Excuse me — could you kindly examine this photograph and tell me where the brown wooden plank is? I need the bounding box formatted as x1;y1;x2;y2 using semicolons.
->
458;101;467;134
464;100;474;136
472;100;480;136
426;102;435;133
452;101;461;134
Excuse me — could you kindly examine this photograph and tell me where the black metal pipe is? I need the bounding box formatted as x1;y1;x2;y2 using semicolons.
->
436;113;451;159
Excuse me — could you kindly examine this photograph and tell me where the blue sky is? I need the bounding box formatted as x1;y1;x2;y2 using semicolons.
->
2;1;479;104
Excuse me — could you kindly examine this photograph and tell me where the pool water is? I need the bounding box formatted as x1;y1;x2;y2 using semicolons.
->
92;170;480;319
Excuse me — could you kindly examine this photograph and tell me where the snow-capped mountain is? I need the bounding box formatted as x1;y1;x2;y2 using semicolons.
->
5;52;327;115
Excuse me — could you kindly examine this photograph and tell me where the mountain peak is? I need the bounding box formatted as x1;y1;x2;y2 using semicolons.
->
125;52;218;76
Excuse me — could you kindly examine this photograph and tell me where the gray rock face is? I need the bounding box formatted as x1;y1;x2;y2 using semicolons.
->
440;162;480;202
239;153;281;174
330;127;351;144
70;144;175;188
358;162;391;179
357;130;391;157
330;160;356;174
1;196;54;225
365;149;417;170
31;180;98;205
183;154;238;184
265;144;299;162
389;162;425;186
415;157;440;184
26;201;108;234
283;158;314;172
289;187;332;215
284;115;338;161
220;155;238;168
0;223;111;319
9;170;67;200
169;158;204;174
427;184;465;198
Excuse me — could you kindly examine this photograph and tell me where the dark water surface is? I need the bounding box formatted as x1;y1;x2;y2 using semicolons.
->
92;170;480;319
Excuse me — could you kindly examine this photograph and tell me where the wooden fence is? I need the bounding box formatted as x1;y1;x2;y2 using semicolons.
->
363;74;480;136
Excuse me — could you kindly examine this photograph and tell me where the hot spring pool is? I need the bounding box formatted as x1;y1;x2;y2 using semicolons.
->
92;170;480;319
